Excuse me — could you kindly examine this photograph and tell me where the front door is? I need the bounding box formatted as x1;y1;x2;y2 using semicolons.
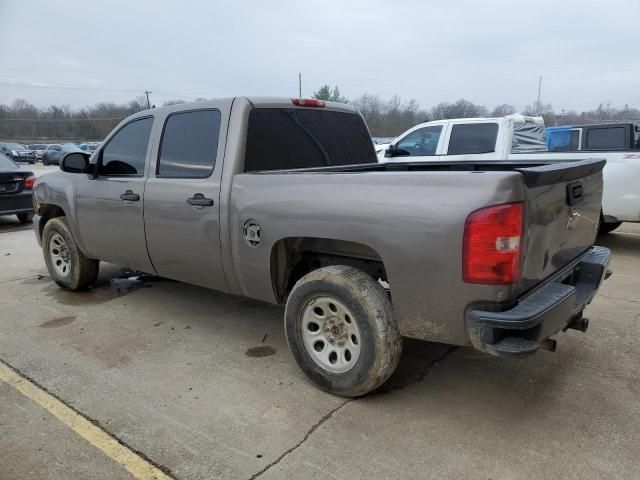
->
76;116;155;273
143;108;228;292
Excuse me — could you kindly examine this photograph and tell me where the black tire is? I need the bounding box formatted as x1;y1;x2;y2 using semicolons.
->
42;158;49;166
285;265;402;397
16;212;34;224
42;217;99;290
599;221;622;235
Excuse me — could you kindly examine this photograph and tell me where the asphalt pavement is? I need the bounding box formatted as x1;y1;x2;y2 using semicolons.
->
0;214;638;480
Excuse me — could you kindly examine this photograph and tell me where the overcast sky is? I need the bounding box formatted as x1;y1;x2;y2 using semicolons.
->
1;0;638;112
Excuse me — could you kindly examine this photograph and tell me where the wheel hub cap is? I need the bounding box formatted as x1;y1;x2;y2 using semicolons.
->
301;296;361;374
49;233;71;277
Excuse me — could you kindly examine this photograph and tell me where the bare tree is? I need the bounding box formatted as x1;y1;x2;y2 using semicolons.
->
490;104;516;117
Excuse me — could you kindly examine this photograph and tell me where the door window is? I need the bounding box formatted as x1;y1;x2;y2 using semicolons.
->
586;127;626;150
395;126;443;156
99;117;153;176
157;110;221;178
448;123;498;155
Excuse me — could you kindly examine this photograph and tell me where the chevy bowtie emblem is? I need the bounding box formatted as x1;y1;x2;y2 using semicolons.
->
567;210;581;230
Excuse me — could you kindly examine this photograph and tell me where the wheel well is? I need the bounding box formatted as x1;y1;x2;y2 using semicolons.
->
270;237;387;304
38;204;66;239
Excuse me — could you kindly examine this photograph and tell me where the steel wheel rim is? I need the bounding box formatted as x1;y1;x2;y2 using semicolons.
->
300;296;362;374
49;233;71;277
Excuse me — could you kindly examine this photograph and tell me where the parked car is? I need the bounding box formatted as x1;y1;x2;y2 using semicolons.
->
33;97;610;396
28;144;48;161
546;123;640;152
76;142;100;153
0;142;36;164
42;144;83;166
0;152;36;223
380;115;640;233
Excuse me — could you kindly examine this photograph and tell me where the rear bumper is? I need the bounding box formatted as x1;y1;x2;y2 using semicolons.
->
0;192;33;216
467;246;612;357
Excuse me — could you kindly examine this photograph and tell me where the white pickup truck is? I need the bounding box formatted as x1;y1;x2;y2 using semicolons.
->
379;114;640;232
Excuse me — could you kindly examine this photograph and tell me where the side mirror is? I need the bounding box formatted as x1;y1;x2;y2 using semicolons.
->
384;144;397;158
60;152;91;174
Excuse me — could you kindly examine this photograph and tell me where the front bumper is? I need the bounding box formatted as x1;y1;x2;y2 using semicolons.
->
0;192;33;216
467;246;612;357
33;213;43;245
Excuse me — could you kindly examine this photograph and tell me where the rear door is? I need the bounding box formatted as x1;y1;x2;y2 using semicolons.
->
143;106;229;291
75;116;155;272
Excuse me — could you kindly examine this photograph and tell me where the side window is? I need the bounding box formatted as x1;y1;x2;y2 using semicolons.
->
395;126;443;156
157;110;221;178
99;117;153;176
586;127;626;150
547;129;579;152
448;123;498;155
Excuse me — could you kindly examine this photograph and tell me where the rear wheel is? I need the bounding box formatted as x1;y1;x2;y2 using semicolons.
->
16;212;34;224
42;217;99;290
285;265;402;397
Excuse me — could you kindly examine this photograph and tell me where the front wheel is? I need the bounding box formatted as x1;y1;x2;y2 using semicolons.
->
285;265;402;397
42;217;99;290
42;158;49;166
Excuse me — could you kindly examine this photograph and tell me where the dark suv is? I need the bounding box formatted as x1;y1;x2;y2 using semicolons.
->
0;143;36;164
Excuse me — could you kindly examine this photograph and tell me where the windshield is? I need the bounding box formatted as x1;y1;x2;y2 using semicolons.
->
29;144;45;149
0;153;18;169
62;143;83;151
6;143;26;150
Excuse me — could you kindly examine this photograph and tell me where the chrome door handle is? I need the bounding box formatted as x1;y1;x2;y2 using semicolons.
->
187;193;214;207
120;190;140;202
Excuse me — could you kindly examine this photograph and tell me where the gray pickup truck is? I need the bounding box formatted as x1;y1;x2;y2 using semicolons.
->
33;97;611;396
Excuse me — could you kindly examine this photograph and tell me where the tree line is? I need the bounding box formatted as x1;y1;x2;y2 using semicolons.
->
313;84;640;137
1;87;639;142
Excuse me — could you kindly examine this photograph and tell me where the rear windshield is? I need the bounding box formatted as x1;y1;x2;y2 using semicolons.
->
0;153;17;169
244;108;376;172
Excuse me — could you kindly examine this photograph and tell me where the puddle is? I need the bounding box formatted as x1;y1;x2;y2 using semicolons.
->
43;270;157;306
245;346;277;358
39;316;76;328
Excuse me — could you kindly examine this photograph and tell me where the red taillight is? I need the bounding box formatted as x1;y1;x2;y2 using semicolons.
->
462;202;524;285
24;176;36;189
291;98;325;107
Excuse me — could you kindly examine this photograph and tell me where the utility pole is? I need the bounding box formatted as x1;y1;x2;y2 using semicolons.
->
144;90;152;109
536;76;542;113
298;73;302;97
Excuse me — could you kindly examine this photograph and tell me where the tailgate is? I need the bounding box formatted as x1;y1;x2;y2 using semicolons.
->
516;159;605;294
